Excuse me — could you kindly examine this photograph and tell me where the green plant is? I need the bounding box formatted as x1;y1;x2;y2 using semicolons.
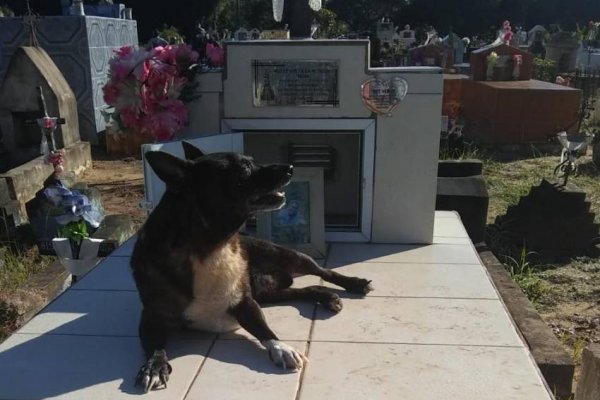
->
0;5;15;17
57;220;89;246
157;25;185;44
573;336;586;363
532;58;557;82
0;300;19;342
503;247;548;303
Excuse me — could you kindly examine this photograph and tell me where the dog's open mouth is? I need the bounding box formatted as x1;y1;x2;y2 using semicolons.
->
249;179;291;212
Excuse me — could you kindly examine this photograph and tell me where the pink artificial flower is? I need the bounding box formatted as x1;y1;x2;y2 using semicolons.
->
513;54;523;66
503;30;513;43
143;99;188;141
42;117;56;129
102;82;121;105
119;105;143;131
206;43;224;67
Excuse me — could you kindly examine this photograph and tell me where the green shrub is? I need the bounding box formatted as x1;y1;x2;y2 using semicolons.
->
532;58;557;82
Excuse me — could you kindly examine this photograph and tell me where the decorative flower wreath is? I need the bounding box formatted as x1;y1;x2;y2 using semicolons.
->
102;45;199;141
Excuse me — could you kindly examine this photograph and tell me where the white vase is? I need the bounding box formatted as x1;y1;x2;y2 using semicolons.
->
52;238;103;277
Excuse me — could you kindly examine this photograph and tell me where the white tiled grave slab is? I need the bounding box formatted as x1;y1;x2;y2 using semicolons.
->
186;340;306;400
433;213;470;237
17;290;141;336
0;333;212;400
327;243;481;264
312;296;523;346
110;235;136;257
0;212;552;399
73;256;136;291
300;342;552;400
325;262;498;299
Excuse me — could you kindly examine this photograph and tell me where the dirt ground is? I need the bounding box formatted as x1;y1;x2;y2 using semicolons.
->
79;151;146;231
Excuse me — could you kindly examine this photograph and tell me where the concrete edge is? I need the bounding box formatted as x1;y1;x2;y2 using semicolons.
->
477;246;574;399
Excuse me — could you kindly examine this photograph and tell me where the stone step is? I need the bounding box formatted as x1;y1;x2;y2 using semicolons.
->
0;200;25;236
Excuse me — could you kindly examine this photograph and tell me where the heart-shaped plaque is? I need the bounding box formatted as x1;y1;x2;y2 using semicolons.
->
360;77;408;116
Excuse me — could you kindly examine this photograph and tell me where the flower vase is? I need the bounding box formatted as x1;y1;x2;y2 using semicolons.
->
52;237;103;278
106;125;154;159
486;65;494;80
512;66;520;80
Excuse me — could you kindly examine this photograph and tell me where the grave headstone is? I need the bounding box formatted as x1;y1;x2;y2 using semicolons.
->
546;31;579;72
376;18;395;46
442;32;465;64
234;28;249;41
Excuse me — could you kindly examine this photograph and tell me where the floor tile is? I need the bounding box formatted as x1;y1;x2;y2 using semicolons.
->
0;333;212;400
327;243;480;264
299;342;552;400
72;256;136;291
111;235;137;257
432;236;472;244
325;262;498;299
311;296;522;346
18;290;142;336
219;301;314;341
433;216;469;238
220;275;320;341
434;210;460;218
186;340;306;400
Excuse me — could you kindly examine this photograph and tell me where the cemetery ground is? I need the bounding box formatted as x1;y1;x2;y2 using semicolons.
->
1;147;600;390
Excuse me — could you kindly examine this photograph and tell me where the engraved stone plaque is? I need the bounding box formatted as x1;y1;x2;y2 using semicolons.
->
252;60;339;107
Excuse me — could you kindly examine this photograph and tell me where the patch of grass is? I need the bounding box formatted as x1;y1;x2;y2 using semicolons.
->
0;245;54;291
573;337;587;364
503;247;549;304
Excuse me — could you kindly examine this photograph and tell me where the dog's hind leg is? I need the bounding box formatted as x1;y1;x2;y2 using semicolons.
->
289;253;373;295
229;296;308;370
135;308;173;392
255;286;343;313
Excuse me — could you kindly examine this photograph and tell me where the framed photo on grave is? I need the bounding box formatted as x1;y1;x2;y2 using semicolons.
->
257;167;326;258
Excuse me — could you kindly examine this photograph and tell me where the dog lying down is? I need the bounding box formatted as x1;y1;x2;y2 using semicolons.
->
132;141;373;392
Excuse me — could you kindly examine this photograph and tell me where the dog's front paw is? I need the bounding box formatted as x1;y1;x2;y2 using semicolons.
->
322;292;343;313
345;278;374;295
135;350;173;392
263;340;307;370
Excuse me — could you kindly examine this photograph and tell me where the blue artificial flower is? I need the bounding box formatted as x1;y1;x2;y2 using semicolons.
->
44;182;103;228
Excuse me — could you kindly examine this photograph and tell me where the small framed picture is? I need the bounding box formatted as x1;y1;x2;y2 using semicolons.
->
257;167;326;258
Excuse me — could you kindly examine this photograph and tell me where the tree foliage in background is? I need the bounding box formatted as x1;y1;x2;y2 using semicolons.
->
157;25;186;44
4;0;600;41
315;8;349;38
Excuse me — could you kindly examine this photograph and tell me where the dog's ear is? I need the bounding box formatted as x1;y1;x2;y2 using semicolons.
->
182;141;205;160
145;151;189;192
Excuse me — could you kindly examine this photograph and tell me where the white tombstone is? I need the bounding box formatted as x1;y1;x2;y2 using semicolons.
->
528;25;547;46
376;18;395;46
398;24;416;47
442;33;465;63
234;28;249;41
250;28;261;40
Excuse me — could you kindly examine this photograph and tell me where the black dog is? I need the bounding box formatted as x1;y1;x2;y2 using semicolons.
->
131;142;372;392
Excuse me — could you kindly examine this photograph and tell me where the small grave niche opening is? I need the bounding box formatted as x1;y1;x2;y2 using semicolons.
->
244;132;362;230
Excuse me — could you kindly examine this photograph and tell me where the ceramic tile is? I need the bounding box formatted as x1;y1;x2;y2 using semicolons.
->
0;333;212;400
72;256;136;291
432;236;472;244
311;296;522;346
18;290;141;336
299;342;552;400
219;273;321;341
434;210;460;218
111;235;137;257
324;262;498;299
433;215;470;238
327;243;479;264
186;340;306;400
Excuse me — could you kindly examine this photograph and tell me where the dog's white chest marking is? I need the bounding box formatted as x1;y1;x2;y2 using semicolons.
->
183;243;245;332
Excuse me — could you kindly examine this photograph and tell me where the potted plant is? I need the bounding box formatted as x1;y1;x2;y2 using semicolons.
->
102;44;199;156
42;180;105;279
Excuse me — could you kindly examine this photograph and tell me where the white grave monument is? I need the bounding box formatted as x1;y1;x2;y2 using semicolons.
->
398;25;416;47
152;40;442;244
376;18;396;46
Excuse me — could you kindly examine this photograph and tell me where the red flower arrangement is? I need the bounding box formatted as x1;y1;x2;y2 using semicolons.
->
102;45;199;141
